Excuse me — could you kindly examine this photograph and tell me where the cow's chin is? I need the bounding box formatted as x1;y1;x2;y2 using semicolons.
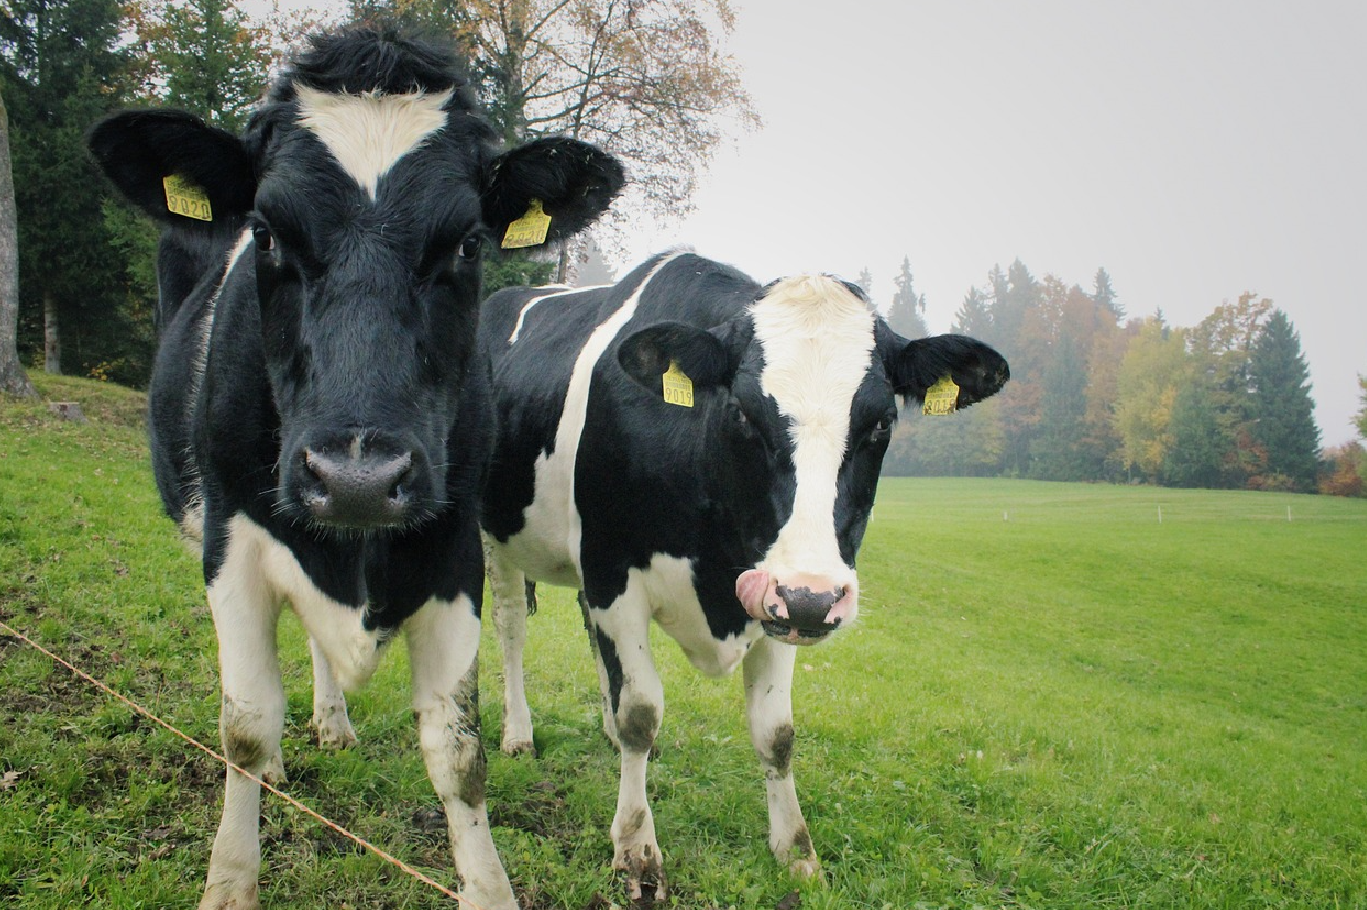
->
760;620;835;646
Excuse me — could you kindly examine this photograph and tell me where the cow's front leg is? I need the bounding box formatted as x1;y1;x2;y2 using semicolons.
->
486;539;535;755
308;635;358;749
591;592;666;901
200;541;285;910
578;590;621;750
406;596;518;910
743;636;820;878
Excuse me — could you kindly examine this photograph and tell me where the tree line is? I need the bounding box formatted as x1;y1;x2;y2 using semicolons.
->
875;258;1358;495
0;0;754;388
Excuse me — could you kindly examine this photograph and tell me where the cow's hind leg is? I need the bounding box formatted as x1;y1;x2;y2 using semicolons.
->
486;539;535;755
406;596;517;910
743;636;821;879
200;537;285;910
589;585;666;901
308;635;358;749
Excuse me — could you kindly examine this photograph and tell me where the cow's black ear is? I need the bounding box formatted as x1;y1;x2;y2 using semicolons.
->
879;322;1010;407
618;321;740;399
87;110;257;228
483;137;625;248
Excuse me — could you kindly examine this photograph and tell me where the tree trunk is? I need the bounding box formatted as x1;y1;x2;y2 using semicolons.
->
0;85;37;398
43;291;60;374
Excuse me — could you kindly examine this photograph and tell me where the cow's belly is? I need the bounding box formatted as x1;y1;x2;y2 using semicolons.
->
220;515;392;691
642;555;763;678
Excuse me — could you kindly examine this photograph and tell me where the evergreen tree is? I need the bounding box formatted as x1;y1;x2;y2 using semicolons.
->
856;267;873;301
886;255;928;338
1356;376;1367;440
953;287;992;338
2;0;136;381
1029;331;1088;480
1091;266;1124;320
126;0;272;133
1247;309;1320;491
1163;380;1224;488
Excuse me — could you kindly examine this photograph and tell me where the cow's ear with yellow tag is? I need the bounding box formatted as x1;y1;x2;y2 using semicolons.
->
921;375;960;416
662;361;694;408
501;199;552;249
163;175;214;222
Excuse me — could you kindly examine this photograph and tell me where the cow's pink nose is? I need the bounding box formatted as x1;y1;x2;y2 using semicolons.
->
775;580;846;630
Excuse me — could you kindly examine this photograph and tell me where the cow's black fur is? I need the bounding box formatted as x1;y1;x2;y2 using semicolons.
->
88;27;623;910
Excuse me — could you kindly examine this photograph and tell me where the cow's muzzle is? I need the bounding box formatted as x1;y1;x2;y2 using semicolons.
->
735;570;856;645
289;434;428;530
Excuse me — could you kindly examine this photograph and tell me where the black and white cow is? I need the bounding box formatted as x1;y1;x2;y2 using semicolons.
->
479;251;1009;898
87;29;622;910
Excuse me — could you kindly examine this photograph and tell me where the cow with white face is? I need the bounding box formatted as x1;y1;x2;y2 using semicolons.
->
479;251;1009;899
87;29;623;910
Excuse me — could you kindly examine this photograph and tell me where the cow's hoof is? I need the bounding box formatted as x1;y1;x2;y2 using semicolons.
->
788;853;822;880
614;843;666;903
198;882;260;910
501;737;536;757
260;749;287;787
311;712;358;750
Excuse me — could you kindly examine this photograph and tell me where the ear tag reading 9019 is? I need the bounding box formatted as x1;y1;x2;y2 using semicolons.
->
662;361;694;407
163;175;213;222
501;199;553;249
922;375;959;416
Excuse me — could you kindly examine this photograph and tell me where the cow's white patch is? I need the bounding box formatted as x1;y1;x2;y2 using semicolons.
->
507;285;568;344
750;275;873;596
507;254;684;584
182;229;257;527
217;515;390;691
296;85;452;200
645;553;762;677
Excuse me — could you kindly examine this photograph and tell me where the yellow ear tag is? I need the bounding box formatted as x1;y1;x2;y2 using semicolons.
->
501;199;553;249
662;361;694;407
163;175;213;222
922;375;959;416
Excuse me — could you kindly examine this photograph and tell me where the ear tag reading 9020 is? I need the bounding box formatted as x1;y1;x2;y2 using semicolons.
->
922;375;959;416
662;361;694;407
501;199;552;249
163;175;213;222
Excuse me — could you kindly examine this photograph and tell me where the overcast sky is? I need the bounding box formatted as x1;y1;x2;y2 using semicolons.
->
616;1;1366;445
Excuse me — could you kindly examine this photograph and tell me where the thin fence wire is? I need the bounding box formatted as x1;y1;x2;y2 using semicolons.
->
0;618;482;909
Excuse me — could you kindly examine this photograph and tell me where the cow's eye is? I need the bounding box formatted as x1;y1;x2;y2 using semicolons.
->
457;235;482;262
253;226;274;252
869;414;894;443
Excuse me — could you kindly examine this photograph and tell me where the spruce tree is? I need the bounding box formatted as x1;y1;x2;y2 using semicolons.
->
1248;309;1320;491
887;255;928;338
1163;381;1224;488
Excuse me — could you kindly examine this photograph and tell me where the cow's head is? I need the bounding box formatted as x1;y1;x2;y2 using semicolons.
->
89;29;624;532
619;275;1008;645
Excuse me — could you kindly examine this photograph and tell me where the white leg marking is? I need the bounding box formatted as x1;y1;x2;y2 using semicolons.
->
592;576;667;901
200;520;284;910
486;536;535;755
406;596;517;910
743;636;820;878
308;636;357;749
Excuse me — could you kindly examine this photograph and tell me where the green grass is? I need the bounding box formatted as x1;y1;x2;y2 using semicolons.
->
3;375;1366;909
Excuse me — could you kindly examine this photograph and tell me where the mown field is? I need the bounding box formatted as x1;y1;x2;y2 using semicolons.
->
2;375;1366;909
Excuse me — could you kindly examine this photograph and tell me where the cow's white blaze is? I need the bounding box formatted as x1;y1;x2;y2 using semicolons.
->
749;275;874;604
296;85;452;200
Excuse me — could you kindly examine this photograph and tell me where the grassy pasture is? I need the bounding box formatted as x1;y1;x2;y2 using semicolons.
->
2;375;1366;909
